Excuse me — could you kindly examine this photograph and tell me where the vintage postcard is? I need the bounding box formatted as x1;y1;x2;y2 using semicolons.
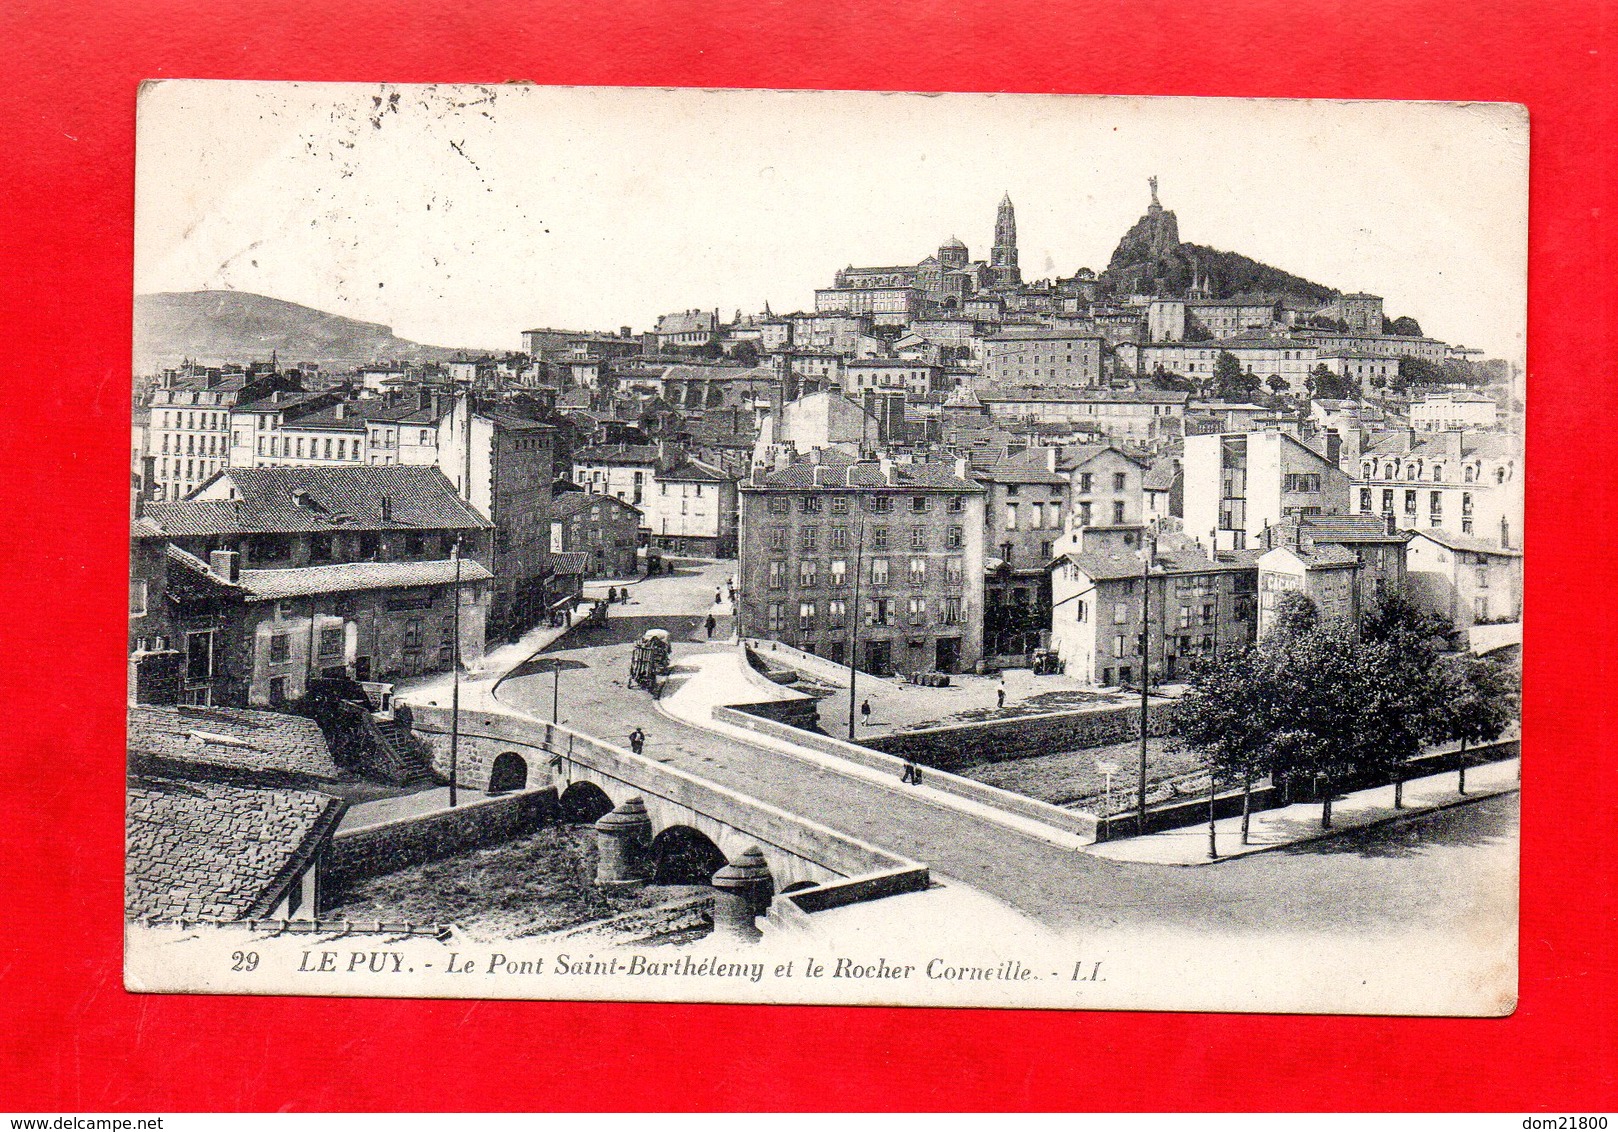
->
126;83;1525;1014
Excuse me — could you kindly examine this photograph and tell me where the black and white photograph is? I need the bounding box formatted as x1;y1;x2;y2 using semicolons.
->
126;83;1526;1015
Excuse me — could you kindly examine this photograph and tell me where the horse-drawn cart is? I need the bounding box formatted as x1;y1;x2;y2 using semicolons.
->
629;628;672;692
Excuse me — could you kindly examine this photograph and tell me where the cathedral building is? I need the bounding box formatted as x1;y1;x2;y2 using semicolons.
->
814;195;1024;322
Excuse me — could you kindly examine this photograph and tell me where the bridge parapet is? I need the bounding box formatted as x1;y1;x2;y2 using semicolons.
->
405;702;928;900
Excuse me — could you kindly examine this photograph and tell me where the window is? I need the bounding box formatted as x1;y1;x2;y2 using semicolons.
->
1005;503;1018;531
871;559;889;585
799;560;818;587
947;525;963;549
801;526;819;552
1079;473;1093;493
1381;489;1395;514
1113;472;1127;491
268;633;290;664
768;560;786;588
767;496;790;514
1404;490;1418;516
1114;602;1129;624
296;438;305;458
872;527;889;550
1432;464;1444;481
768;526;787;550
943;597;962;624
1359;488;1373;513
185;631;215;683
830;559;847;588
946;557;964;587
1476;565;1490;589
1005;484;1020;497
129;578;148;617
831;496;850;514
947;495;964;513
799;602;816;631
910;526;927;550
1283;473;1322;493
866;495;893;513
868;598;890;626
767;602;784;631
909;558;926;585
911;496;928;513
1474;595;1489;621
319;626;344;658
828;599;846;625
908;597;927;625
1113;634;1127;658
830;527;848;550
1179;605;1193;629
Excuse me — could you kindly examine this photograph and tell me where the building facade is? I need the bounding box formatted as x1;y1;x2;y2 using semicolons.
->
738;453;986;676
1183;430;1352;553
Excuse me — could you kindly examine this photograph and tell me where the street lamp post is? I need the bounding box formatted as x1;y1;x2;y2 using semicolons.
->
1137;529;1154;836
449;538;463;809
847;512;866;742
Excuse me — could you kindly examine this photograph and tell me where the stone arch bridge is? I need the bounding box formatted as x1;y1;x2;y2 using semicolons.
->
402;701;929;915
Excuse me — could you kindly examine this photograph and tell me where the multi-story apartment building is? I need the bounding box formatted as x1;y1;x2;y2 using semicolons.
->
841;360;946;398
1256;540;1361;638
977;388;1188;442
1048;526;1258;687
653;309;719;351
1410;391;1499;432
973;450;1069;659
738;451;986;676
1183;430;1352;553
573;443;738;556
982;330;1105;387
129;465;492;707
1405;529;1522;629
148;367;300;501
1125;338;1319;393
550;491;642;579
1351;429;1521;549
1058;444;1147;538
226;389;347;470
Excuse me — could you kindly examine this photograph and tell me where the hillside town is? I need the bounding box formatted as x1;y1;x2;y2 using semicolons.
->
127;180;1522;953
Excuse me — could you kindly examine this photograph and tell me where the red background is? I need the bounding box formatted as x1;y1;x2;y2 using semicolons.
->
1;0;1613;1112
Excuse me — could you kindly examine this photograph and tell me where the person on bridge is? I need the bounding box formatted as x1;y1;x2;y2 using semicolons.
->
629;727;646;755
705;612;717;639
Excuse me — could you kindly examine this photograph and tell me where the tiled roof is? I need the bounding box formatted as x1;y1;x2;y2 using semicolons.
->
1143;459;1178;491
658;364;772;383
975;454;1068;485
985;329;1107;342
551;551;590;575
1263;543;1360;569
979;388;1189;405
1300;514;1413;544
553;492;641;519
126;776;344;922
1061;543;1247;582
233;391;333;415
574;444;661;465
279;407;367;432
238;557;494;601
747;453;982;492
1410;529;1523;558
659;459;731;484
127;705;340;781
1057;444;1146;472
144;466;489;536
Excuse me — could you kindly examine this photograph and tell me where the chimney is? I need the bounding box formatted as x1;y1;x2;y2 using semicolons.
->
334;402;345;419
1045;446;1059;472
380;494;392;522
1386;511;1397;535
1324;428;1342;465
271;391;282;404
620;326;632;339
954;456;970;480
209;549;240;583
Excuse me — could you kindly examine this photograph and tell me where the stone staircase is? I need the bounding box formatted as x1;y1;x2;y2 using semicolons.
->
362;714;440;787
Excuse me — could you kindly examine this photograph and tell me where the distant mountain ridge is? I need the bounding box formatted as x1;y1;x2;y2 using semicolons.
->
133;291;490;374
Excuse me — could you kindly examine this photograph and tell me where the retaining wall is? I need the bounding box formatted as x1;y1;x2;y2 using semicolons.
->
863;700;1177;773
330;787;559;885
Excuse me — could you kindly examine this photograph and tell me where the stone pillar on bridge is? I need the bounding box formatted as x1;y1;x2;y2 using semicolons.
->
593;796;654;887
710;845;775;943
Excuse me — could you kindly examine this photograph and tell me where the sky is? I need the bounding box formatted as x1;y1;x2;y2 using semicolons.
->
136;83;1528;361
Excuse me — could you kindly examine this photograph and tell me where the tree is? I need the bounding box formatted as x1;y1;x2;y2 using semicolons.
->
1387;315;1424;337
729;340;760;366
1211;350;1260;401
1270;590;1320;641
1266;374;1290;398
1431;654;1519;794
1172;647;1287;845
1398;355;1445;392
1151;364;1197;393
1306;363;1356;401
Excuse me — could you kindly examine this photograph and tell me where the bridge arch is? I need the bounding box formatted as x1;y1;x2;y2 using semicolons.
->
560;780;614;823
650;825;728;886
487;752;528;794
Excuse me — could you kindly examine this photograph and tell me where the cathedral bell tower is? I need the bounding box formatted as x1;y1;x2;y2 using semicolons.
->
991;193;1022;288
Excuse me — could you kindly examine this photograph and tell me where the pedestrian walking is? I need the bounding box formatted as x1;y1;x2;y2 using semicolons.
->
997;684;1006;709
705;612;717;639
628;727;645;755
860;698;871;725
606;586;617;604
715;588;723;605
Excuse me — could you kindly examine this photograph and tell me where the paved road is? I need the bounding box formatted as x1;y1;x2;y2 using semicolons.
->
498;559;1518;935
